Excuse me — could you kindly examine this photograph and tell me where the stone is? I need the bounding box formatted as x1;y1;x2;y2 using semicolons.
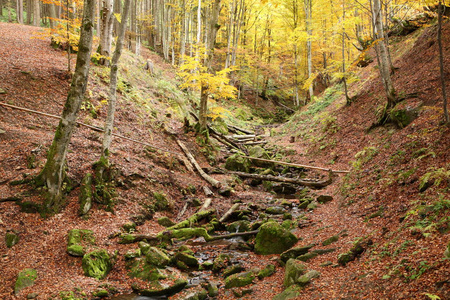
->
317;195;333;204
212;254;230;273
206;280;219;297
67;229;95;257
445;240;450;259
82;249;113;279
170;286;207;300
122;222;136;233
5;231;19;248
337;252;354;266
15;268;37;295
223;264;245;278
296;270;320;287
283;259;307;287
280;244;315;262
322;235;339;246
224;271;255;289
248;146;273;168
225;154;250;172
128;258;167;281
272;184;297;195
146;247;170;267
153;192;173;212
296;252;318;262
257;264;276;279
265;206;286;215
124;249;141;260
26;292;38;299
273;285;302;300
131;270;188;297
226;220;251;233
92;289;109;297
173;251;199;269
157;216;176;227
306;200;319;210
390;105;420;128
255;222;298;255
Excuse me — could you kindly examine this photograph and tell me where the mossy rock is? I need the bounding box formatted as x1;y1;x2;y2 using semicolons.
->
67;229;95;256
92;289;109;298
337;252;354;266
223;264;245;278
254;222;298;255
273;285;302;300
445;240;450;259
296;270;320;287
296;252;318;262
128;258;167;281
79;173;93;216
283;259;307;287
139;241;151;255
226;220;251;233
280;244;314;263
157;227;211;241
14;268;37;295
224;271;255;289
158;216;176;227
153;192;173;212
206;281;219;297
225;154;250;172
266;206;286;215
82;249;114;279
322;235;339;246
248;146;273;168
390;106;419;128
5;231;19;248
124;249;141;260
173;251;199;269
317;195;333;204
122;222;136;233
146;247;170;267
131;268;187;297
257;264;276;279
170;286;208;300
212;254;230;273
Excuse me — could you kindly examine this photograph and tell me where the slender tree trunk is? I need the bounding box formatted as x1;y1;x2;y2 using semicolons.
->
48;2;56;28
102;0;131;156
304;0;313;99
438;1;449;124
342;0;350;104
99;0;114;64
36;0;96;214
33;0;40;26
16;0;23;23
26;0;32;24
372;0;396;109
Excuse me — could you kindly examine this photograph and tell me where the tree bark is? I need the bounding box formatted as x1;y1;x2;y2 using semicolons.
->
102;0;131;156
33;0;40;26
99;0;114;64
36;0;96;214
16;0;23;23
438;1;449;124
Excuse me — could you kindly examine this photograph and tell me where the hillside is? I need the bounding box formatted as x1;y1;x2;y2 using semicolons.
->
0;19;449;300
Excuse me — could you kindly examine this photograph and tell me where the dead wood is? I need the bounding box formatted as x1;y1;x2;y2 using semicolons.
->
219;203;240;223
228;125;254;135
176;140;222;188
207;230;259;241
0;196;22;202
230;171;333;188
203;186;214;197
200;198;212;211
242;156;350;174
168;208;216;230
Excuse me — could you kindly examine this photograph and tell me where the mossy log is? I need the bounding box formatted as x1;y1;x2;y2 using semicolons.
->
230;171;333;188
167;208;216;230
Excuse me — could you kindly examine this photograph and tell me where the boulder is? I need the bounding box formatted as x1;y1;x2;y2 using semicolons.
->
280;244;315;262
257;264;276;279
296;252;318;262
5;230;19;248
173;251;199;269
224;271;255;288
15;268;37;295
322;235;339;246
265;206;286;215
226;220;251;233
272;285;302;300
158;216;176;227
212;254;230;273
131;270;187;297
146;247;170;267
82;249;114;279
283;259;307;287
248;146;273;168
67;229;95;257
225;154;250;172
223;264;245;278
255;222;298;255
296;270;320;287
317;195;333;204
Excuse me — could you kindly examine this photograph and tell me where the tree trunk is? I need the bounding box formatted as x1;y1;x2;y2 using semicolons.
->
36;0;96;214
199;84;208;131
16;0;23;23
102;0;131;156
48;2;56;28
438;1;449;125
33;0;40;26
304;0;313;99
99;0;114;64
372;0;396;109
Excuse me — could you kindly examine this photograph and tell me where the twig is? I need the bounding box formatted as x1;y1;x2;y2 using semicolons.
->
199;198;212;211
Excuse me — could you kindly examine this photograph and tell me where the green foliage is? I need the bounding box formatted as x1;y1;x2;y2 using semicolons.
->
301;84;341;116
419;166;450;192
352;147;379;170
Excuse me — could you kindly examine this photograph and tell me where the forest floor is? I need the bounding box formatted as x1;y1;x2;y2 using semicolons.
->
0;21;449;300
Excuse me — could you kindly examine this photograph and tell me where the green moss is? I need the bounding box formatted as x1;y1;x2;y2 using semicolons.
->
225;154;250;172
14;268;37;295
82;249;113;279
212;254;230;273
153;192;173;212
79;173;93;216
224;271;255;289
5;231;19;248
257;264;276;279
283;259;307;287
322;235;339;246
145;247;170;267
67;229;95;256
254;222;298;255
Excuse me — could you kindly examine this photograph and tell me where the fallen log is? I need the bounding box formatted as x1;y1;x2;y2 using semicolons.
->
200;198;212;211
203;186;214;197
219;203;240;223
169;208;216;230
242;156;350;174
240;141;268;146
176;140;222;188
230;171;332;188
228;125;254;135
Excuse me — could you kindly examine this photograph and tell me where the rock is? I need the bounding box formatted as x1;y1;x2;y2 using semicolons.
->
255;222;298;255
67;229;95;257
82;249;114;279
337;238;372;266
296;252;318;262
139;241;151;255
265;206;286;215
212;254;230;273
92;289;109;298
225;154;250;172
272;184;297;195
226;220;251;233
280;244;315;263
131;269;188;297
124;249;141;260
390;105;419;128
322;235;339;246
158;216;176;227
170;286;207;300
173;251;199;269
0;88;7;94
128;258;167;281
146;247;170;267
283;259;307;287
27;292;38;299
79;173;93;216
257;264;276;279
317;195;333;204
224;271;255;289
296;270;320;287
218;186;232;197
223;264;245;278
122;222;136;233
273;285;302;300
15;268;37;295
298;198;312;209
153;192;173;212
248;146;273;168
232;288;253;297
5;230;19;248
306;200;319;210
205;280;219;297
337;252;354;266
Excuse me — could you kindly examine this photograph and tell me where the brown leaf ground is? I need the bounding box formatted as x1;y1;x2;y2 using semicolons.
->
0;21;449;300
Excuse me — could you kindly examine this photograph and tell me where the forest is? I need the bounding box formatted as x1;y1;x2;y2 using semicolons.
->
0;0;449;299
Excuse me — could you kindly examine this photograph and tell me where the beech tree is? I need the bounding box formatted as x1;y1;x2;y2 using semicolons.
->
98;0;114;64
36;0;96;214
437;0;449;124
